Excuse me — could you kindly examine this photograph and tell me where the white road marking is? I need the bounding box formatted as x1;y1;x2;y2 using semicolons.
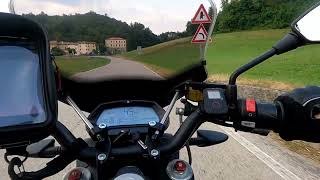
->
220;126;301;180
143;65;164;79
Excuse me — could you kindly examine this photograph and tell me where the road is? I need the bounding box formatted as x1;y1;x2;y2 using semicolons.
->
0;58;319;179
71;56;163;81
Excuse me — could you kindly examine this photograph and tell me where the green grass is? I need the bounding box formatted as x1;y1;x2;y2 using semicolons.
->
55;56;110;77
123;29;320;86
122;37;200;77
206;29;320;86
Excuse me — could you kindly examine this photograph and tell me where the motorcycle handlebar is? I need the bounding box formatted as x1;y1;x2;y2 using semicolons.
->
12;99;285;179
79;109;205;162
237;99;283;132
52;100;283;160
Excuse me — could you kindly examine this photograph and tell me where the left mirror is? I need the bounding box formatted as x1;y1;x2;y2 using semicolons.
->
292;2;320;42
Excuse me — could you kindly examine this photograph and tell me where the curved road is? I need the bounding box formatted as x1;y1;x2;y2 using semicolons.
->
71;56;163;82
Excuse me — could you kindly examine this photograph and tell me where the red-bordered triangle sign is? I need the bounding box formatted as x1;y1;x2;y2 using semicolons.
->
191;24;208;43
192;4;212;24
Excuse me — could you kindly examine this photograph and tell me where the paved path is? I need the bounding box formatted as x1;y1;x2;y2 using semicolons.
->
71;56;163;81
1;101;319;179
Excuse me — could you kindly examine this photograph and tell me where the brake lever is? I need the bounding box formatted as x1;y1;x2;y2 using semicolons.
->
26;139;56;158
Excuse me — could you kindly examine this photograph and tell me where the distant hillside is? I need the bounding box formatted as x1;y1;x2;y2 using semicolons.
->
23;12;160;51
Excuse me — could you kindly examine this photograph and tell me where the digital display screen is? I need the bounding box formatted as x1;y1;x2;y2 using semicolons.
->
0;46;46;127
208;90;222;99
96;106;160;127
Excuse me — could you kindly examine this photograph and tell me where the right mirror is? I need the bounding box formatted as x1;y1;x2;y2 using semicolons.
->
292;2;320;43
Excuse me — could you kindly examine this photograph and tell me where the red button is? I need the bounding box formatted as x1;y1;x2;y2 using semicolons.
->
174;160;187;172
68;169;82;180
246;99;256;113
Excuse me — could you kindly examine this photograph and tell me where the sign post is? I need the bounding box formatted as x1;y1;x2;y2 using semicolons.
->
191;4;213;61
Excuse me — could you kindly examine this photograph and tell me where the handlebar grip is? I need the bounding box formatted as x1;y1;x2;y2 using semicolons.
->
238;99;283;132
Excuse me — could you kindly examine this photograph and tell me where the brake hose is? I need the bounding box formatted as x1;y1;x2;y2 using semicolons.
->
178;109;192;165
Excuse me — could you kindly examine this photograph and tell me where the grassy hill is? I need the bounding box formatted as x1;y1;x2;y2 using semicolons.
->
123;29;320;86
121;37;200;77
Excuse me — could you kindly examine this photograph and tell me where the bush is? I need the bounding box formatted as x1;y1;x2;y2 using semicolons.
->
51;47;65;56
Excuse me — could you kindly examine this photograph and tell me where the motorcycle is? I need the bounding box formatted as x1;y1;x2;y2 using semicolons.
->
0;0;320;179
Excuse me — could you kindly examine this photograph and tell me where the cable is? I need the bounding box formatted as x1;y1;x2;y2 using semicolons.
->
178;111;192;165
185;142;192;165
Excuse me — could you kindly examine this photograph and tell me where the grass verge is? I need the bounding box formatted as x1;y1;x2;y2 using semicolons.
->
55;56;110;77
270;133;320;164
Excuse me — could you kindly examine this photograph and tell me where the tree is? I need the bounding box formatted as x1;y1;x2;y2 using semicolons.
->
51;47;65;56
91;49;98;55
24;13;161;52
97;43;107;55
66;48;76;55
215;0;319;32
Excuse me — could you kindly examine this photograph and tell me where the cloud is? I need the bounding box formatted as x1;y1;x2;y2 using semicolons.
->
0;0;10;13
12;0;221;34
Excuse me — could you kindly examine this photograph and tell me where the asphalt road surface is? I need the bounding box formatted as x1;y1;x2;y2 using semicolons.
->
0;59;319;179
71;56;163;81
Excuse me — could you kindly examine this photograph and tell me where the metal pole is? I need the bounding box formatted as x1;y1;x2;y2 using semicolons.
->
160;91;180;124
66;96;95;132
204;0;218;57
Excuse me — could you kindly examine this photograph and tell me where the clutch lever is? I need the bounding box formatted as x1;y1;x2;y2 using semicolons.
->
180;98;198;116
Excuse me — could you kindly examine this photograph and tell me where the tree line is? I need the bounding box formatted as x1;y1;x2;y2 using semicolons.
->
24;0;319;54
215;0;319;32
24;12;161;52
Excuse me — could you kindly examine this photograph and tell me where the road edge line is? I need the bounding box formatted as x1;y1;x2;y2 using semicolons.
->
220;126;301;180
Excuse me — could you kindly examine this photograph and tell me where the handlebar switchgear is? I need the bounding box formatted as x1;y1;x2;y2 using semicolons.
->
238;99;282;135
201;88;228;115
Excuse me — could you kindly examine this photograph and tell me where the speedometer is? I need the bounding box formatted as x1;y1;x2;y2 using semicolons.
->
88;100;167;140
96;106;160;127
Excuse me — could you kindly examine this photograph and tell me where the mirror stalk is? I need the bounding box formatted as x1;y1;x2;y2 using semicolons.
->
273;32;303;55
227;32;303;110
229;48;277;85
229;32;303;86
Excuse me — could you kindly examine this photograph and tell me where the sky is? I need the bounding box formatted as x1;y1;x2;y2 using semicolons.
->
0;0;221;34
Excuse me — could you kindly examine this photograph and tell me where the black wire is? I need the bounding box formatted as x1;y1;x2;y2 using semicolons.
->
179;112;193;165
186;142;192;165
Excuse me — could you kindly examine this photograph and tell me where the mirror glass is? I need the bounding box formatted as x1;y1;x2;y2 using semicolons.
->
12;0;215;82
295;5;320;42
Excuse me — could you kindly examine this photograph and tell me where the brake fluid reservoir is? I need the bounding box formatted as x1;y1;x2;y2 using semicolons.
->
166;159;194;180
63;167;91;180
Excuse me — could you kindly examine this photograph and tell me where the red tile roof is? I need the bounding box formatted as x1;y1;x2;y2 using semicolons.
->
107;37;125;40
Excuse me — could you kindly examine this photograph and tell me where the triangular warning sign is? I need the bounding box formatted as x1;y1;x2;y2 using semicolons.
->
191;24;208;43
192;4;212;24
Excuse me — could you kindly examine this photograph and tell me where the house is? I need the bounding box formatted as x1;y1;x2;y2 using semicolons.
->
105;37;127;54
77;41;97;55
50;41;97;55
